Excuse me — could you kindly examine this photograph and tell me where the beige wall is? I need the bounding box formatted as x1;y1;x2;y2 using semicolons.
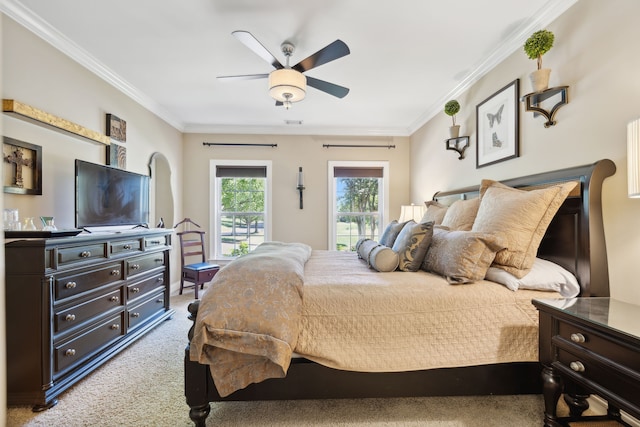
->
1;15;184;288
182;133;410;252
410;0;640;304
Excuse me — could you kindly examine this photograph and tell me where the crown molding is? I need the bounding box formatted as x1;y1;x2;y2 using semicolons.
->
407;0;578;135
183;123;412;137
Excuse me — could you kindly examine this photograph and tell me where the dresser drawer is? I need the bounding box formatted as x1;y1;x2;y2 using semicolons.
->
54;288;124;335
557;320;640;373
110;239;142;256
145;235;169;249
128;292;165;330
126;253;165;277
54;263;123;301
57;243;107;267
54;313;125;376
127;273;165;302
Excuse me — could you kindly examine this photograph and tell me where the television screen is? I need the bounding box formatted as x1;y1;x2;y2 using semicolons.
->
75;160;150;229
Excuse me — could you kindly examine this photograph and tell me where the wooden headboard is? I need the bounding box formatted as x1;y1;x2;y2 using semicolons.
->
433;159;616;298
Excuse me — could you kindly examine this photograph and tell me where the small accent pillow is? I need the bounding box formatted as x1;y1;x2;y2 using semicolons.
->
472;179;577;278
378;220;407;247
420;201;448;225
356;238;399;272
392;220;434;272
485;257;580;297
422;227;506;284
441;198;480;231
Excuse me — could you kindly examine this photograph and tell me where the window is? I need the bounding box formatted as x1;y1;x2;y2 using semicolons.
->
328;161;389;251
210;160;272;259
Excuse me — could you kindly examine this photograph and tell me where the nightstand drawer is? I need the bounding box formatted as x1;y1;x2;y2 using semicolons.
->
556;348;640;408
556;320;640;374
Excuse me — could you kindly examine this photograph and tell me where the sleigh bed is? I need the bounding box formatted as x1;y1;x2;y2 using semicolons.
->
184;159;615;426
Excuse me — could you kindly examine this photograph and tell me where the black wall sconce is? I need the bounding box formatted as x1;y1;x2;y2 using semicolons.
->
296;167;305;209
445;136;470;160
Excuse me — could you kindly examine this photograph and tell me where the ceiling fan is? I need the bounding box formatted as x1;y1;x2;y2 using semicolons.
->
218;31;350;109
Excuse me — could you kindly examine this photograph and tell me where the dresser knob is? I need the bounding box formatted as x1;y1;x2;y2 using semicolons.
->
132;287;140;293
131;264;140;270
110;324;120;330
156;299;163;303
65;314;76;321
156;277;163;282
123;244;132;249
65;349;76;357
570;361;585;372
110;296;120;302
132;312;140;318
80;251;91;258
110;269;120;276
570;333;586;343
65;281;77;289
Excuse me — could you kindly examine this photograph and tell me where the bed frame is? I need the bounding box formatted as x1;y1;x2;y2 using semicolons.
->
184;159;616;426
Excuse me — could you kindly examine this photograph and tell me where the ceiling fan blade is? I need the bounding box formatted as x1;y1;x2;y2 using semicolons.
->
232;31;283;69
292;40;350;73
306;76;350;98
217;73;269;81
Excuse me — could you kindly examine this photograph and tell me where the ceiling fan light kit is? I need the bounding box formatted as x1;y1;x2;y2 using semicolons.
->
219;30;350;110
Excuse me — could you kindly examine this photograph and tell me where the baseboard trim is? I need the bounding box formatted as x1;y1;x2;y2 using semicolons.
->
589;396;640;427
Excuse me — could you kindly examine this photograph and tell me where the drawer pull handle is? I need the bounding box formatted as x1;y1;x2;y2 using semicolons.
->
131;264;140;270
570;361;585;372
132;312;140;318
80;251;91;258
570;333;586;343
132;287;140;293
110;324;120;330
111;269;121;276
110;296;120;302
155;258;163;263
65;314;76;321
156;299;163;303
156;277;163;282
123;244;132;249
65;349;76;357
65;281;77;289
148;240;161;245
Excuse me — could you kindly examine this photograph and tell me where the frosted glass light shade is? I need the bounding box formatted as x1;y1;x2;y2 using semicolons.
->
268;69;306;102
398;204;426;223
628;118;640;198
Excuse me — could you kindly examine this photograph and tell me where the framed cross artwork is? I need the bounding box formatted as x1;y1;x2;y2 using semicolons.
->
3;136;42;195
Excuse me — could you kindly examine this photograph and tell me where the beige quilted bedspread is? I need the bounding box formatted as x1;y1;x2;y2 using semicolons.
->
296;250;552;372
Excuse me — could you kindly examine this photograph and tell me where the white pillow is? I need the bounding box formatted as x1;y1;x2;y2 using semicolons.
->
485;257;580;297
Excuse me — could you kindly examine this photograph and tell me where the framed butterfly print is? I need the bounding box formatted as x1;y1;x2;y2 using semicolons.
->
476;79;519;168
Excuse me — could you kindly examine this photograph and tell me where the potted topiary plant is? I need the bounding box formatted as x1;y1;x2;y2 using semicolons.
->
444;100;461;138
524;29;555;92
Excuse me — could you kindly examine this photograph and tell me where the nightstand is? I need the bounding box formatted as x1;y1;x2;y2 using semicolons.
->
533;298;640;427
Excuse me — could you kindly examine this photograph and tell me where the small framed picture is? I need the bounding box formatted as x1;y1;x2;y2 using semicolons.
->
3;136;43;195
476;79;519;168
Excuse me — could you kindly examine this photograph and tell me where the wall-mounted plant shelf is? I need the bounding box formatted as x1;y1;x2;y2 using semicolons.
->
445;136;469;160
521;86;569;128
2;99;110;145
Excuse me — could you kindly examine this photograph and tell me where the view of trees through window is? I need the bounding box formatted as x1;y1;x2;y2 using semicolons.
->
335;177;380;251
220;177;265;257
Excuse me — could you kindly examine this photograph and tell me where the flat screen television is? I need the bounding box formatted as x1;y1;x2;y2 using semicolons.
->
75;159;150;229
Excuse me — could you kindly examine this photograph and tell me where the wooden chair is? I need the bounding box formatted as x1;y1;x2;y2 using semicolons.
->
174;219;220;299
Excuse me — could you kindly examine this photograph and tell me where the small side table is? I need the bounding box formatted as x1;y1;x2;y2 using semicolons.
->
533;297;640;427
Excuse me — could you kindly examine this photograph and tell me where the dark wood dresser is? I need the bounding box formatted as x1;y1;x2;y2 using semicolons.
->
533;297;640;427
5;229;174;410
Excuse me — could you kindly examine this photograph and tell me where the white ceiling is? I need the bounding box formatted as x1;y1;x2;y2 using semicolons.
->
1;0;576;136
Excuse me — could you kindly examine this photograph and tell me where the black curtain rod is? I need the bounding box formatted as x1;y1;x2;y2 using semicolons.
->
322;144;396;149
203;142;278;148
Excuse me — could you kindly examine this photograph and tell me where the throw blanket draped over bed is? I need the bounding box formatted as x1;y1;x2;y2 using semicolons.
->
189;242;312;397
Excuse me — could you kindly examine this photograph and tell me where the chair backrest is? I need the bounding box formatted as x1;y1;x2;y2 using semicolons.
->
177;230;207;267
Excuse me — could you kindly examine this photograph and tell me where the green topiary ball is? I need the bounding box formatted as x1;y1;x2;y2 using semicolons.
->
444;100;460;117
524;30;554;69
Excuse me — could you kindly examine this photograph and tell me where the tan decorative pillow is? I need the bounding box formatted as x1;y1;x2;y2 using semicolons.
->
421;201;448;225
422;227;506;284
392;220;434;272
441;198;480;231
472;179;577;278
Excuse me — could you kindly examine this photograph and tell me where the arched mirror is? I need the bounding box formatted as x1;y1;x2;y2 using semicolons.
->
148;152;175;228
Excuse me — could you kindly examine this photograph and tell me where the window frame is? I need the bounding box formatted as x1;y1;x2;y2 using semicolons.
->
327;160;389;251
210;159;272;260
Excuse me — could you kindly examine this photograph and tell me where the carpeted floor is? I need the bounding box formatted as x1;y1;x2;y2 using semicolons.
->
6;292;564;426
